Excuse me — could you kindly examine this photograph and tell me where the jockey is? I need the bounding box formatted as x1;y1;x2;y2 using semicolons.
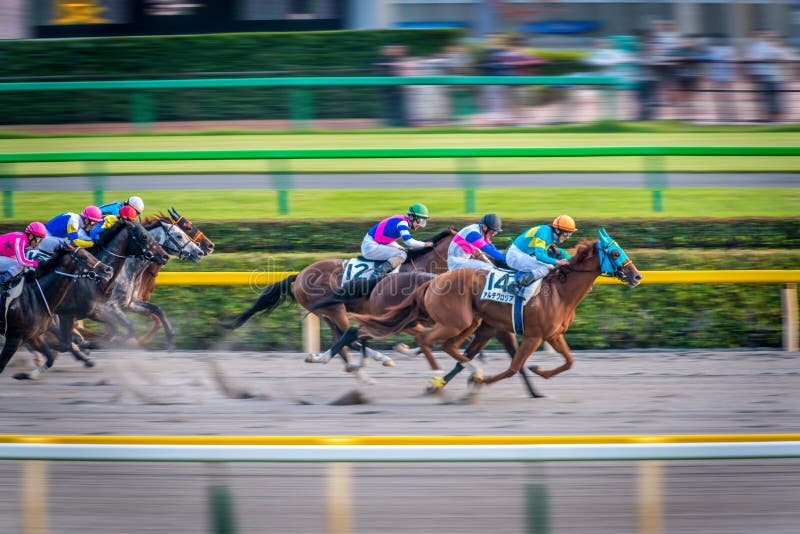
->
45;206;104;248
90;204;138;241
506;214;577;296
361;203;433;279
447;213;506;272
99;195;144;219
0;221;46;291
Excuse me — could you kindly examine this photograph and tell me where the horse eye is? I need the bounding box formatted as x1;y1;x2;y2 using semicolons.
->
610;249;621;260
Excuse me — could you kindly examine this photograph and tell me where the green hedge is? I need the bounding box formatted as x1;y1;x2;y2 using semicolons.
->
0;29;463;124
85;217;800;254
127;249;800;352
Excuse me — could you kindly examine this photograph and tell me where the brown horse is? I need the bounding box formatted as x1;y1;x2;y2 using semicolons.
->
0;241;113;380
332;229;642;391
225;228;455;374
306;270;539;396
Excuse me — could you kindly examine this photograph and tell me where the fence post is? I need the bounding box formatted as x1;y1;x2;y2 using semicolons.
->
207;463;238;534
637;461;664;534
289;88;313;129
268;159;293;216
782;283;798;352
457;157;479;214
525;464;550;534
1;163;16;219
327;462;352;534
86;161;106;207
131;91;155;131
21;460;49;534
644;154;667;213
303;313;320;354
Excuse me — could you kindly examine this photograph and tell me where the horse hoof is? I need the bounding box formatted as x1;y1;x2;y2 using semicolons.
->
381;358;396;367
13;372;32;380
394;343;411;355
467;372;484;386
83;359;96;368
345;364;361;373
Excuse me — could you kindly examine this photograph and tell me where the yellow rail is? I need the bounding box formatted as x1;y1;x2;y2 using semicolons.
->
154;270;800;286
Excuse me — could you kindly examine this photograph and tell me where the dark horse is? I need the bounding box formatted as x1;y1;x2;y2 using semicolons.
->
75;212;207;350
44;219;169;368
225;228;455;374
133;208;215;346
331;229;642;392
0;240;113;380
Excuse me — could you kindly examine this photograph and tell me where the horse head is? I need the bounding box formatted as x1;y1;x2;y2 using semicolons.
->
37;241;113;283
596;228;642;287
124;220;170;266
568;229;641;287
143;216;205;263
168;207;215;255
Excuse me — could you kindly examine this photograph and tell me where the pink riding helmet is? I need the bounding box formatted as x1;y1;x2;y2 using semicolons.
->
81;206;103;222
25;221;47;238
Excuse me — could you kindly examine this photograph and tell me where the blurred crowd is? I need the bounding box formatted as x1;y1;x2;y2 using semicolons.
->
375;20;799;126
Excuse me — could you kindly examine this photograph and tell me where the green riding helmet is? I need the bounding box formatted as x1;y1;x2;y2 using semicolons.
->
407;203;430;219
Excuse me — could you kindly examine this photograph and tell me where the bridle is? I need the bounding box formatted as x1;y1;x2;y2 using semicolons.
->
155;220;197;259
37;249;105;317
170;214;207;244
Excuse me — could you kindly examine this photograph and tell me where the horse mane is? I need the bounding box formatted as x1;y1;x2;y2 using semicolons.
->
405;227;455;262
92;218;128;248
141;212;166;230
543;239;597;282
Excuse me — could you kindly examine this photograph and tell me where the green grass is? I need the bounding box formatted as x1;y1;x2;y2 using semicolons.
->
4;187;798;222
1;130;800;174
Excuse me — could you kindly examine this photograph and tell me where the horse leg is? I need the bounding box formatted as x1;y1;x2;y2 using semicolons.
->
0;335;24;374
482;336;542;386
403;323;439;371
128;301;175;351
439;324;497;387
305;316;349;365
59;314;94;368
14;337;59;381
530;334;574;380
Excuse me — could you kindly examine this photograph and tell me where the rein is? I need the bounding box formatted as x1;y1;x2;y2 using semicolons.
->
156;221;193;258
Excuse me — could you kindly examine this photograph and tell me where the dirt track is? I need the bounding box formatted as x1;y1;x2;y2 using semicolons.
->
1;348;797;435
0;348;798;534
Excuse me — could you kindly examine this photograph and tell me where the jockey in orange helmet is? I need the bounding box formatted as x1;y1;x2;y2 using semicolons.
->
506;214;577;296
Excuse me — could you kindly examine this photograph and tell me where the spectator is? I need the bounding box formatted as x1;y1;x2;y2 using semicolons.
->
651;19;680;109
374;45;409;127
705;34;738;123
747;31;795;123
439;44;475;124
631;32;661;121
672;35;704;120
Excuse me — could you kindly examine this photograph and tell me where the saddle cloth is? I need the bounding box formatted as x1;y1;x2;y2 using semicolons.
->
480;268;542;306
2;279;24;336
341;257;400;287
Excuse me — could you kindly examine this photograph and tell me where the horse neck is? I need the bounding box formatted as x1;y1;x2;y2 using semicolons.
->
401;237;451;274
94;227;131;277
550;262;601;310
110;257;150;303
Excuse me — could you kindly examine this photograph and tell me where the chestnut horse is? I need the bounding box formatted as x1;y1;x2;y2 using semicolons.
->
307;270;539;396
332;229;642;391
225;228;455;373
0;241;113;380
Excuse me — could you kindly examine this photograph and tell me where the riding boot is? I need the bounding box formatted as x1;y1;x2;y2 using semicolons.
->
371;260;397;281
0;271;15;297
0;295;6;334
506;271;538;297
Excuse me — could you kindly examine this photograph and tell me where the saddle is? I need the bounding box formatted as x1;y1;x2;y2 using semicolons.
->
341;256;400;287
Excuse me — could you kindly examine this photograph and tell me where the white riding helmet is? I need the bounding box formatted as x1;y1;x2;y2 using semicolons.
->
126;195;144;214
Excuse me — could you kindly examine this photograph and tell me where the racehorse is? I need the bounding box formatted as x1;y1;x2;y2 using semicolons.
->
0;241;113;379
132;209;215;346
74;213;206;350
45;219;169;367
225;228;455;374
330;229;642;391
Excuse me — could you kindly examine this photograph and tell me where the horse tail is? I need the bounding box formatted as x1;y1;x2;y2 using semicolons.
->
225;274;297;330
306;277;380;312
350;279;433;339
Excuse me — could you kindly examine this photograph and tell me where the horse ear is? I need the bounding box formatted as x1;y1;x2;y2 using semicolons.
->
598;227;610;242
168;207;179;220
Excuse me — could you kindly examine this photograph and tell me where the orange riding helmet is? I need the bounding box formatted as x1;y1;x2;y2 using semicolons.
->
552;214;577;233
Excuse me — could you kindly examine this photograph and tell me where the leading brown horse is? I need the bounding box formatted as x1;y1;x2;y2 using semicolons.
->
332;229;642;391
225;228;455;373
